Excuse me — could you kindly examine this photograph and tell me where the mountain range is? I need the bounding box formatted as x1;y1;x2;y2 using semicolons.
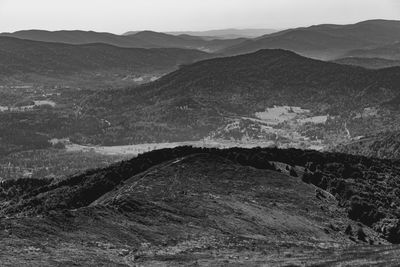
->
163;28;277;39
222;20;400;59
2;20;400;61
0;30;246;53
3;18;400;265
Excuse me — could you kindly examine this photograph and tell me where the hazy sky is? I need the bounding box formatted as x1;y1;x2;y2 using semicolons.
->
0;0;399;34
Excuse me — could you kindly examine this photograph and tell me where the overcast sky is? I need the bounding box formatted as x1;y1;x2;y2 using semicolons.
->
0;0;399;34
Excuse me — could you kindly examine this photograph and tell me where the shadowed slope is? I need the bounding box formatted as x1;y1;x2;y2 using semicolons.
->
0;150;393;265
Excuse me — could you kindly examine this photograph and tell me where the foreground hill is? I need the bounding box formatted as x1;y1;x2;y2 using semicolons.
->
77;49;400;146
0;30;246;53
3;146;400;265
0;36;211;83
222;20;400;59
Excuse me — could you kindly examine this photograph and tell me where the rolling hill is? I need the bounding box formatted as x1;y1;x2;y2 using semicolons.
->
2;146;400;265
0;36;211;81
76;49;400;145
0;29;247;52
2;47;400;155
222;20;400;59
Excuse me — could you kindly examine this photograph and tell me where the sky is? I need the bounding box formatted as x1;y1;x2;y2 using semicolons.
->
0;0;399;34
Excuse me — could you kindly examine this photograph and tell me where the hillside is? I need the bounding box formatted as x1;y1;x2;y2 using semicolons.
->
335;131;400;159
0;36;211;82
3;146;400;265
343;42;400;60
332;57;400;69
0;37;212;156
222;20;400;59
2;48;400;156
76;49;400;146
0;30;246;53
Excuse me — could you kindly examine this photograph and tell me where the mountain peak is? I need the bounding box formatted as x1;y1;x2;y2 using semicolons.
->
133;30;171;37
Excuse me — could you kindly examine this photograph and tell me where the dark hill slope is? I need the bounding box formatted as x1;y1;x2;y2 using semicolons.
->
3;147;400;265
222;20;400;59
81;49;400;144
3;146;400;241
0;37;211;78
335;131;400;159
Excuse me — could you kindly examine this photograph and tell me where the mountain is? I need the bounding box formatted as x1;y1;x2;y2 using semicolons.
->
0;36;211;82
343;42;400;60
76;49;400;147
126;30;247;52
1;29;247;52
332;57;400;69
0;29;154;47
164;28;277;39
3;146;400;265
2;48;399;154
222;20;400;59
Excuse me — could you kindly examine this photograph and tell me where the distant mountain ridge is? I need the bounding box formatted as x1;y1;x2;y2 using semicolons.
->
222;20;400;59
332;57;400;69
4;20;400;59
0;29;246;52
0;29;154;47
163;28;277;39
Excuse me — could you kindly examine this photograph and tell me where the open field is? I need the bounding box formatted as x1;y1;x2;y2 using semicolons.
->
66;139;275;156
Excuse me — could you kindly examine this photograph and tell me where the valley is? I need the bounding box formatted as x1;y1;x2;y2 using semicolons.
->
1;15;400;265
1;47;399;180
